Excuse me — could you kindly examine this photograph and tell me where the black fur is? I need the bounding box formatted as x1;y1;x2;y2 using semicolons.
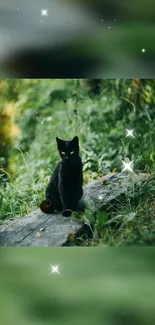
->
40;136;83;216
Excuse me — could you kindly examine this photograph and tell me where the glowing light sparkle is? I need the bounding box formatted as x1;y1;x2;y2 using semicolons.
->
41;9;48;16
141;48;146;53
98;195;103;200
121;159;133;173
125;129;135;138
50;264;60;274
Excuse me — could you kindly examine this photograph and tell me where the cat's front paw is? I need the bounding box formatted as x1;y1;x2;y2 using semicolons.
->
62;209;72;217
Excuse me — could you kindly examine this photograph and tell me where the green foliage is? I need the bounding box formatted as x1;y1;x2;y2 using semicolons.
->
0;79;155;246
98;171;155;246
0;151;46;219
0;107;12;169
81;196;108;242
73;170;155;246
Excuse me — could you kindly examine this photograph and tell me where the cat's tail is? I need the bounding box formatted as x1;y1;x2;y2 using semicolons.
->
40;199;55;214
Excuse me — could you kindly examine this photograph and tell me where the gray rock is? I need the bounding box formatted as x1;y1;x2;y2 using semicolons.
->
0;173;144;246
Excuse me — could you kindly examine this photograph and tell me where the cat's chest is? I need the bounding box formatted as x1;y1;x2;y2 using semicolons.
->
59;163;80;182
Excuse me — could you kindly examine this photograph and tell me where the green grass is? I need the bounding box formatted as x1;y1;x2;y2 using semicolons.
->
0;151;46;221
0;79;155;246
71;170;155;246
0;153;155;246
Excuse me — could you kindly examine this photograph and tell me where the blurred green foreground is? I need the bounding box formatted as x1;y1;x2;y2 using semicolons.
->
0;247;155;325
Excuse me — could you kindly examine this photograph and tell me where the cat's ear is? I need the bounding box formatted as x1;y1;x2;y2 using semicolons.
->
72;136;79;147
56;137;64;148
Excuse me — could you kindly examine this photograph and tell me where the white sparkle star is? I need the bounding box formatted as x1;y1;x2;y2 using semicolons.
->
41;9;48;16
125;128;135;138
121;159;133;173
108;26;111;29
98;195;103;200
141;48;145;53
50;264;60;274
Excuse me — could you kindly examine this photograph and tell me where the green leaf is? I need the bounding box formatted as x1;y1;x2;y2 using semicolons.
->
97;211;108;227
150;152;154;162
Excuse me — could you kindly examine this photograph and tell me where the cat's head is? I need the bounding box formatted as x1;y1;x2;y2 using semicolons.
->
56;136;79;162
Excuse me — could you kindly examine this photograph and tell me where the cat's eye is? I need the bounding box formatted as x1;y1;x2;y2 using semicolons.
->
70;151;74;155
61;151;65;155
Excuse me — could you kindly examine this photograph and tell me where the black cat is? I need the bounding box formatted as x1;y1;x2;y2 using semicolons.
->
40;136;83;217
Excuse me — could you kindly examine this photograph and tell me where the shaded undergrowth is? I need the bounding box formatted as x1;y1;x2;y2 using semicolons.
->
69;170;155;246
